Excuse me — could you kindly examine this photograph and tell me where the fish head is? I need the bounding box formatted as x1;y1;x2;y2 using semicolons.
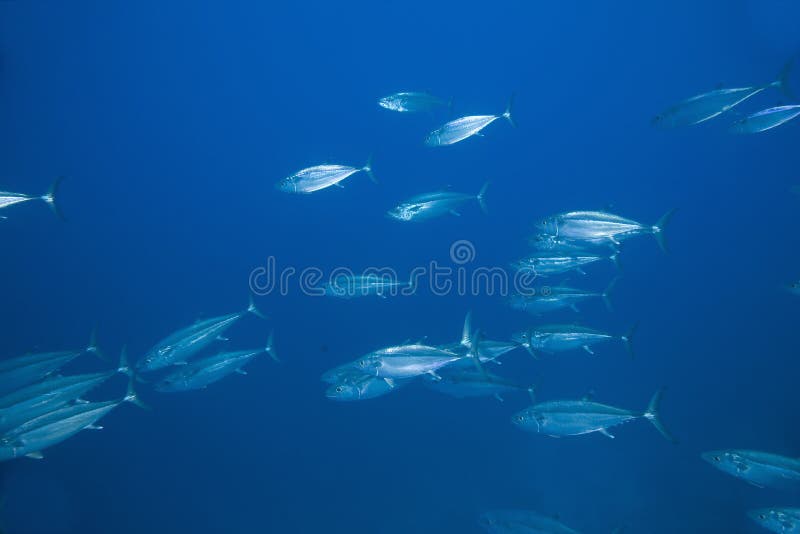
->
538;216;559;236
748;509;794;532
136;353;157;372
702;450;746;477
355;356;380;375
377;96;400;111
785;281;800;296
325;383;360;401
386;204;415;222
511;408;542;431
275;177;298;193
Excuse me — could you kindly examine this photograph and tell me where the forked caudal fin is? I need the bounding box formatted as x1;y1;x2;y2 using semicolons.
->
477;182;490;214
362;155;378;184
247;295;267;320
772;57;796;100
621;322;638;359
86;327;105;361
460;311;473;348
644;388;677;443
602;276;620;311
122;359;150;410
502;93;517;127
265;330;279;362
41;176;65;220
652;208;676;254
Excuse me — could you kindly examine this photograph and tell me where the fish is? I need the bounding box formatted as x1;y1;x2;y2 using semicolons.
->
701;449;800;489
748;507;800;533
539;209;676;252
424;368;534;402
511;389;675;442
0;333;100;396
510;251;619;278
530;233;618;254
730;105;800;134
136;297;265;373
275;157;376;193
387;182;489;222
378;91;451;113
323;274;412;299
325;374;410;402
652;61;793;128
512;323;637;358
0;177;63;220
479;509;582;534
508;278;619;315
425;95;516;146
321;361;363;385
154;333;277;392
354;344;465;380
437;311;520;368
0;378;144;462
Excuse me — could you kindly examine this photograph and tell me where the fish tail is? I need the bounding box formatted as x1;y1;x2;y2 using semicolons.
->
122;358;150;410
362;154;378;184
247;295;267;320
526;384;537;403
502;93;517;127
42;176;65;220
117;346;133;376
773;57;796;100
621;321;638;359
460;311;473;347
602;276;620;312
466;328;489;378
265;330;279;362
86;326;106;361
610;251;622;271
652;208;677;253
644;388;676;443
477;181;490;214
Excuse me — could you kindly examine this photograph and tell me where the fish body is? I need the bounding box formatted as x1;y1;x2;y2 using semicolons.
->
508;279;617;315
378;91;450;113
0;350;87;396
540;210;674;251
512;324;634;357
276;159;375;193
511;252;617;277
0;177;62;219
731;105;800;134
323;274;411;299
355;344;462;379
479;510;581;534
137;299;263;372
653;86;769;127
748;507;800;533
512;390;674;441
425;369;531;400
387;183;488;222
702;449;800;488
325;373;410;401
425;95;515;146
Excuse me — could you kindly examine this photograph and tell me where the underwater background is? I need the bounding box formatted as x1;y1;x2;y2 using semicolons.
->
1;1;800;532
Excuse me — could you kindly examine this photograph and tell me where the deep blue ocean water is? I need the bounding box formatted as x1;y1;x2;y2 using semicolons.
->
1;2;800;533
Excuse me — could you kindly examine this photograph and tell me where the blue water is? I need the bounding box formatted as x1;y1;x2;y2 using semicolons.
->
1;1;800;533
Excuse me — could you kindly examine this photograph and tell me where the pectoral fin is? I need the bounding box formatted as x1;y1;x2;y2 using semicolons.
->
599;428;615;439
25;451;44;460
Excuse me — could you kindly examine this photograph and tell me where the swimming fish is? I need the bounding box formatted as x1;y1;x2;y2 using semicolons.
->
652;61;793;128
748;507;800;533
539;210;676;252
702;449;800;489
378;91;451;113
354;344;464;380
326;373;410;402
508;278;618;315
479;509;582;534
276;157;376;193
512;323;636;358
512;389;675;442
136;297;265;372
387;183;489;222
424;368;534;402
510;251;619;278
155;333;277;392
425;95;515;146
0;177;63;220
323;274;412;299
730;105;800;134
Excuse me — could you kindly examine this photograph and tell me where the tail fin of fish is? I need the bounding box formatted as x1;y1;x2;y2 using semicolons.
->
602;276;620;311
247;295;267;320
652;208;676;253
460;311;473;348
86;327;105;361
773;57;796;100
467;329;489;378
41;176;64;220
526;384;537;403
122;357;150;410
610;252;622;271
644;388;676;443
362;155;377;184
265;330;279;362
621;322;638;359
502;93;517;127
117;346;133;377
521;329;538;359
477;182;490;214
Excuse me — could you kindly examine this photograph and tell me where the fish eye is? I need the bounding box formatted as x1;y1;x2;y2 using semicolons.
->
714;455;721;462
759;514;766;520
336;386;344;393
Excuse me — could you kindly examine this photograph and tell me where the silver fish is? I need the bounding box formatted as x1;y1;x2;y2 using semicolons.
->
387;183;489;221
0;177;63;220
510;251;619;278
512;323;636;358
748;507;800;533
354;344;464;380
136;297;265;372
438;311;520;367
702;449;800;489
511;389;675;442
480;509;581;534
326;374;410;402
378;91;451;113
425;368;534;402
539;210;676;252
155;333;276;392
425;95;515;146
653;62;792;127
276;157;376;193
508;278;618;315
323;274;412;299
730;105;800;134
